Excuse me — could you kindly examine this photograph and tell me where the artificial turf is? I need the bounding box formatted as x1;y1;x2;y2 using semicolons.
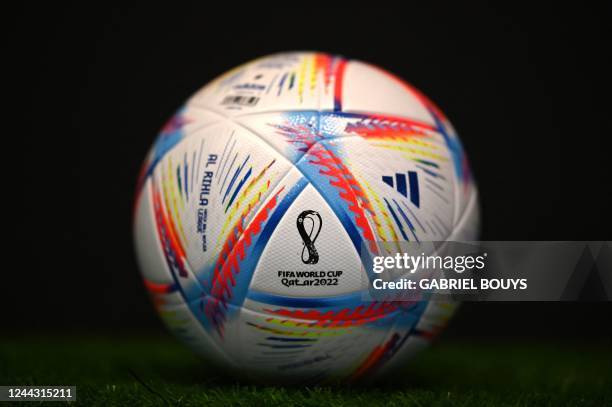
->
1;335;610;406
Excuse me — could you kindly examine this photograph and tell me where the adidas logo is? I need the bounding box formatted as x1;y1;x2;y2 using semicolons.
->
382;171;420;207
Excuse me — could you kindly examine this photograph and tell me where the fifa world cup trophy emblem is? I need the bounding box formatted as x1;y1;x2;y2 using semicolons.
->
297;210;322;264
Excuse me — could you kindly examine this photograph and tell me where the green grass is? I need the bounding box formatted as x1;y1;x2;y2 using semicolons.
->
1;335;610;406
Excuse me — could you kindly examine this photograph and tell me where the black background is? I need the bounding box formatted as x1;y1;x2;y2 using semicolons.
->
6;4;611;339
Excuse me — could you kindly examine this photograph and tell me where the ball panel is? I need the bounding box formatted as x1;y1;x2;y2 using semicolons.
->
143;119;298;303
314;136;456;243
341;60;433;122
227;305;401;382
188;52;342;116
249;183;365;297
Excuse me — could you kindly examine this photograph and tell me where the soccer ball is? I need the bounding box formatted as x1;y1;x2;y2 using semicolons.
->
133;52;479;383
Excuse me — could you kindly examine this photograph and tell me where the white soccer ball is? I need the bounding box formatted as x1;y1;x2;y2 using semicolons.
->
133;52;479;383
